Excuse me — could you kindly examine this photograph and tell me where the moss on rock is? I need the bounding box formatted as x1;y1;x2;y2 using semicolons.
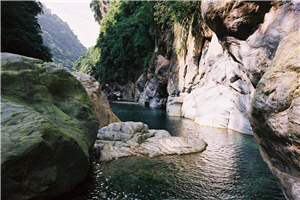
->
1;53;99;199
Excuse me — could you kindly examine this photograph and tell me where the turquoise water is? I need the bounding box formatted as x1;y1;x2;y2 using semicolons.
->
58;102;284;200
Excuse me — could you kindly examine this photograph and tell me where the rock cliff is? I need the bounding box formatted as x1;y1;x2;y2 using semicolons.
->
135;1;299;136
251;31;300;200
72;72;120;128
177;1;299;135
1;53;99;199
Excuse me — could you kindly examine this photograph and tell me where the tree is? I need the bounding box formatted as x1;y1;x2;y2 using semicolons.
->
1;0;52;62
93;1;155;85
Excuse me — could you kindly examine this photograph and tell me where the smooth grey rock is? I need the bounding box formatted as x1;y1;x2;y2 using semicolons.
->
148;129;171;139
251;31;300;200
108;122;122;132
166;96;183;117
94;122;207;162
121;122;134;134
180;34;254;135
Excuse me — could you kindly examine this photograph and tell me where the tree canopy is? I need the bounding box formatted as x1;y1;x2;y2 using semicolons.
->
1;0;52;62
73;46;100;76
92;1;155;85
76;0;201;85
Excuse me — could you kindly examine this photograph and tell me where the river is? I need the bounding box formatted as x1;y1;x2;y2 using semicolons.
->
58;102;284;200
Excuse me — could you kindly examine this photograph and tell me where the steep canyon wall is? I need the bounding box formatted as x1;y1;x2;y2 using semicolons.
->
136;1;300;137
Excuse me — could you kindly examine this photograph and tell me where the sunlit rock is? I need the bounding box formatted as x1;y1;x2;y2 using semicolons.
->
181;34;254;135
176;1;300;135
72;72;120;128
94;122;207;162
166;96;184;117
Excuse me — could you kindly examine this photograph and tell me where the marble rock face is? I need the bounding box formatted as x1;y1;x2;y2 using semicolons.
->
72;72;120;128
175;1;300;135
93;122;207;162
251;31;300;200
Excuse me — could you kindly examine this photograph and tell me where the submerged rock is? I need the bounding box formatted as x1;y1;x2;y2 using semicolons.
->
251;31;300;200
1;53;99;200
72;72;120;128
94;122;207;162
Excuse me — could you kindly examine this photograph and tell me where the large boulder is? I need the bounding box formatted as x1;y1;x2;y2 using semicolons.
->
94;122;207;162
72;72;120;128
251;31;300;200
1;53;99;199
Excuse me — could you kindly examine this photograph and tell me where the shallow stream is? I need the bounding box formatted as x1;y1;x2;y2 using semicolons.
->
58;102;284;200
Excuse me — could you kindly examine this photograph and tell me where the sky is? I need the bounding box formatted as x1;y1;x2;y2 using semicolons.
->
40;0;100;48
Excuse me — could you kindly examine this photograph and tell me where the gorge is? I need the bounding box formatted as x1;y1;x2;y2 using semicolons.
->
74;1;300;199
1;0;300;199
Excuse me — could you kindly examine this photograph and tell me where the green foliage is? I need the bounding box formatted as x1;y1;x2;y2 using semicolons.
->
1;1;52;62
154;1;201;57
73;46;100;76
153;1;201;26
93;1;154;85
38;6;87;72
88;1;202;85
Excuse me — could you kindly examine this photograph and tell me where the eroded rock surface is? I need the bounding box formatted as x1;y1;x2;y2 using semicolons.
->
72;72;120;128
94;122;207;162
251;31;300;200
1;53;99;199
175;1;300;135
137;55;171;108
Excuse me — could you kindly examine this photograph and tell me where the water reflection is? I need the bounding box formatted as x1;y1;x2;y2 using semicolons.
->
106;103;284;200
57;102;284;200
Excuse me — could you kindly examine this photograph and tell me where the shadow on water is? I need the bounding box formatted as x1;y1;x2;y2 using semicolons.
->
57;102;284;200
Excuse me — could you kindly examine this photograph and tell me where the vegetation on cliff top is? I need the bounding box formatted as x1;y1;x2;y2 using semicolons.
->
1;1;52;62
38;5;87;72
75;0;201;85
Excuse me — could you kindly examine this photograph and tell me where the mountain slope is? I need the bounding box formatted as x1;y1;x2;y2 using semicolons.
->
38;5;87;71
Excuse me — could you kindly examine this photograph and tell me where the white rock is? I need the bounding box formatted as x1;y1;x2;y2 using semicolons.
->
94;122;207;162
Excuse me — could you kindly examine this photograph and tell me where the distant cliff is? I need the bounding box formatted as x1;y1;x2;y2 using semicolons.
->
38;5;87;71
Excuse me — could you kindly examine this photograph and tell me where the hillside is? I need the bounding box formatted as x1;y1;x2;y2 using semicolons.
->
38;5;86;71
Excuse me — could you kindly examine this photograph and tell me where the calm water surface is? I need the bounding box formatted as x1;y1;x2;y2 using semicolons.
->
59;102;284;200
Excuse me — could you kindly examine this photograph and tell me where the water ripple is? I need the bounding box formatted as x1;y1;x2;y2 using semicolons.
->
56;103;285;200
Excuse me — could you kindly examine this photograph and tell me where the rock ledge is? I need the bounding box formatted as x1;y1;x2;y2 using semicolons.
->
94;122;207;162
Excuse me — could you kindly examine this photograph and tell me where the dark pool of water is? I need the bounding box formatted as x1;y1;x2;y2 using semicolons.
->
58;102;284;200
